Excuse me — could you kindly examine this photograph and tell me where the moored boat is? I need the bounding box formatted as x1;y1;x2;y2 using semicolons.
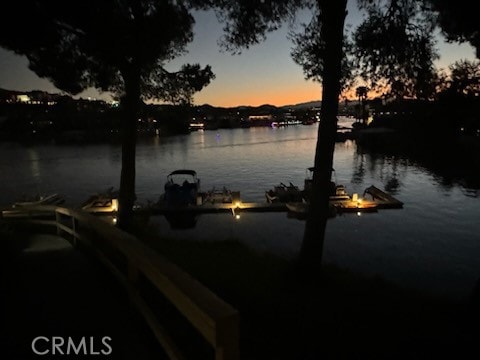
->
163;169;201;206
13;193;65;208
303;167;351;201
265;182;303;203
159;170;201;229
202;187;240;204
2;193;65;219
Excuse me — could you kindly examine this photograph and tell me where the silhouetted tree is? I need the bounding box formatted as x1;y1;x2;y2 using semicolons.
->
214;2;475;357
216;0;448;272
428;0;480;58
290;11;356;92
356;86;368;101
354;0;439;100
391;79;406;100
448;59;480;97
214;0;347;271
0;1;214;228
355;85;369;122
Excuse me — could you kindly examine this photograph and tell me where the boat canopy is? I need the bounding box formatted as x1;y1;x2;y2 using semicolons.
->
168;169;197;176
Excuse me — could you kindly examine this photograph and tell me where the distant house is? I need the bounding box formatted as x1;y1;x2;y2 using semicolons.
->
16;94;31;103
248;114;273;121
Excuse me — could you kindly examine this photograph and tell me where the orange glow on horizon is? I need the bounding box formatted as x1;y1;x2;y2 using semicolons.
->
194;82;322;108
194;83;386;108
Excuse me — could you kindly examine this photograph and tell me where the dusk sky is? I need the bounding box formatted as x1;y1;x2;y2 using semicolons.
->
0;6;476;107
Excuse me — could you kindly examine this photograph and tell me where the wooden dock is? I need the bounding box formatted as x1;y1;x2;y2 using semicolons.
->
147;201;288;216
363;186;404;209
147;191;401;217
2;185;403;221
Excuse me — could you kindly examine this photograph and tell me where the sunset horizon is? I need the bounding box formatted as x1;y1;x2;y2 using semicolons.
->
1;8;476;109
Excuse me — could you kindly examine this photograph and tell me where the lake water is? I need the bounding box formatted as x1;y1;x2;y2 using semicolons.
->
1;121;479;300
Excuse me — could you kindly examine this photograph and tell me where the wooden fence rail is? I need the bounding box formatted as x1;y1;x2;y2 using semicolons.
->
1;205;239;360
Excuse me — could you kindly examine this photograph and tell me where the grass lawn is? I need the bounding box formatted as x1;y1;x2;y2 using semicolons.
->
3;219;477;359
134;223;479;359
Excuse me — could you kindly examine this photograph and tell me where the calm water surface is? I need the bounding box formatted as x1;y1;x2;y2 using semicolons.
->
1;123;479;300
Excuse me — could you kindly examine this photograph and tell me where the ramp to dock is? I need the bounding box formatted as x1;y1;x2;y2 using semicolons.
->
363;186;404;209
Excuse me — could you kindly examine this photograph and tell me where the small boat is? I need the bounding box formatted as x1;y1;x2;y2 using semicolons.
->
201;187;240;204
328;184;351;201
265;182;303;203
2;193;65;219
13;193;65;208
163;169;201;207
267;167;351;204
159;170;202;229
303;167;351;201
81;187;119;213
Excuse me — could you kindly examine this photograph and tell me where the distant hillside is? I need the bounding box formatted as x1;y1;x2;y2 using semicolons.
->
281;100;322;110
195;103;280;114
195;101;322;112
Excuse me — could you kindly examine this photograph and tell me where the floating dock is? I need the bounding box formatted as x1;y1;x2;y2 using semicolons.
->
2;186;403;220
363;186;404;209
147;201;288;216
147;192;399;217
143;185;404;217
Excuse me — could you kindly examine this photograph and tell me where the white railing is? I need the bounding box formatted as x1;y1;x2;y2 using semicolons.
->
2;205;239;360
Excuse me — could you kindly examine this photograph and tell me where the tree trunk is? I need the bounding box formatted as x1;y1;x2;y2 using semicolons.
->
299;0;347;272
118;66;141;230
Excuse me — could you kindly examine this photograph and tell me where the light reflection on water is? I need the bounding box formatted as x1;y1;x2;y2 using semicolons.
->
1;122;479;299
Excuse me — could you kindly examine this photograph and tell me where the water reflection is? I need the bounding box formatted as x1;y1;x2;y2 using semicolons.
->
356;134;480;192
351;151;366;185
352;148;406;194
164;213;198;229
27;148;41;180
461;188;479;198
384;177;400;194
2;126;480;299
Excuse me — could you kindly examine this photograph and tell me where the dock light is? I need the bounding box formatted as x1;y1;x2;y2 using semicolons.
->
111;199;119;212
357;212;361;216
112;216;118;224
235;214;241;220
